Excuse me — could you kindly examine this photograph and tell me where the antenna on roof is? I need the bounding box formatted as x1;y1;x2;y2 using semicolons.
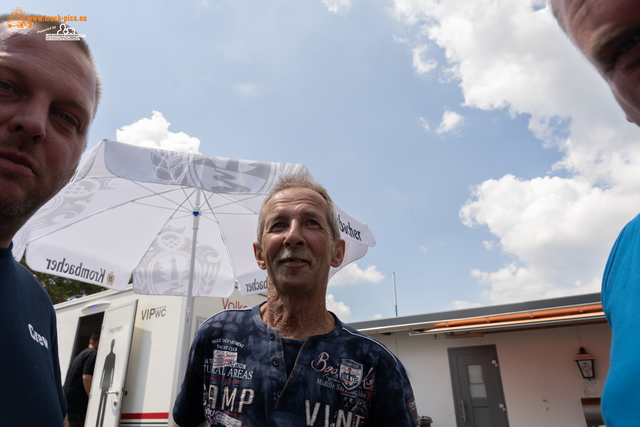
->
393;272;398;317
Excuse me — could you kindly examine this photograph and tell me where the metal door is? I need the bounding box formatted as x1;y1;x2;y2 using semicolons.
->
448;345;509;427
84;300;138;427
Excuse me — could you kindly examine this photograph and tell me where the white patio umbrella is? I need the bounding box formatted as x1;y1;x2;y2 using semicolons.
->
12;139;376;298
12;139;376;409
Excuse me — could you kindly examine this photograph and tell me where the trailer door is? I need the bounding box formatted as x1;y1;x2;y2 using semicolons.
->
85;300;138;427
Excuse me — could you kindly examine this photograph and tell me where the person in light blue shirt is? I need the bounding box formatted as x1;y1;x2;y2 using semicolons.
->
551;1;640;425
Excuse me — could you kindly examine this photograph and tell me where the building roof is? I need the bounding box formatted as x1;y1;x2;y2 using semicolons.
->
349;293;606;336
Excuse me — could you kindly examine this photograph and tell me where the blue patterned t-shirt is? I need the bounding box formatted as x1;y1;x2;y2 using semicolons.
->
173;304;419;427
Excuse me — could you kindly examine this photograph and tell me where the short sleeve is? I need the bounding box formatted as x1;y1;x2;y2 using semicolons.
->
83;350;97;375
371;357;418;426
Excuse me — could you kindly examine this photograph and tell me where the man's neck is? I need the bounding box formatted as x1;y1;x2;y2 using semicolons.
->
0;231;15;249
260;295;336;340
0;217;26;249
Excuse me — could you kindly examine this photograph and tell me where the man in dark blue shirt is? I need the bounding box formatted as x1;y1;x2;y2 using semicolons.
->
173;175;419;426
0;12;100;426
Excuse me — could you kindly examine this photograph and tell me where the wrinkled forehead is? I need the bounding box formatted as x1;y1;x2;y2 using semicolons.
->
0;26;84;61
264;187;329;217
557;0;639;56
555;0;594;39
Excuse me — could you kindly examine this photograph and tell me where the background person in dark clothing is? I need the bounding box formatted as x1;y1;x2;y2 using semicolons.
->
63;333;100;426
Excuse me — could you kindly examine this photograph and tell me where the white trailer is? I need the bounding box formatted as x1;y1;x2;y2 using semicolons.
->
55;286;266;427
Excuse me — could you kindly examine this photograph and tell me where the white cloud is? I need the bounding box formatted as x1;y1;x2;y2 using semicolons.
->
233;82;259;97
393;35;409;44
419;244;427;253
372;313;384;320
326;294;352;321
418;117;430;132
393;0;640;304
329;263;384;286
436;109;464;134
116;111;201;154
483;240;496;251
322;0;351;15
412;44;438;75
459;174;634;303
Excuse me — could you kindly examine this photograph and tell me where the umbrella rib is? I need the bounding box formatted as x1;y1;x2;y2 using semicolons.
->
206;192;264;214
25;183;195;241
196;193;268;282
189;192;266;223
179;186;197;212
130;187;204;274
128;181;194;213
200;192;241;282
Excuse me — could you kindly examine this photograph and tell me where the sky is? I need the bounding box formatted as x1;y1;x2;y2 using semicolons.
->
12;0;640;322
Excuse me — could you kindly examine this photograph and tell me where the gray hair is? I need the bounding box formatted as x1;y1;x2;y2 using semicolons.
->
547;0;568;35
256;174;340;244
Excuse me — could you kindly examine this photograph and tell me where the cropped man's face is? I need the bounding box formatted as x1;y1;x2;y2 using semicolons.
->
0;27;96;235
558;0;640;125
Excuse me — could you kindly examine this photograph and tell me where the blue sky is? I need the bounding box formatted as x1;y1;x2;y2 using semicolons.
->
14;0;640;321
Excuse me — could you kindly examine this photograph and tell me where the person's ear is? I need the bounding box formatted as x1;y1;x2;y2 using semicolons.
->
253;242;267;270
330;239;346;268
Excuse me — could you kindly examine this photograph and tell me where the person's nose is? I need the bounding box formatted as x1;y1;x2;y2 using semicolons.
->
7;98;48;144
283;220;304;246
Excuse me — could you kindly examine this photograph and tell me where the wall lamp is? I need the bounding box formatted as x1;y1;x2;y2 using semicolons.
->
575;347;595;379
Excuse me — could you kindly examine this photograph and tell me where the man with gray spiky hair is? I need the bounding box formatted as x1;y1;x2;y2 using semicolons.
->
0;12;100;426
550;1;640;425
174;174;419;427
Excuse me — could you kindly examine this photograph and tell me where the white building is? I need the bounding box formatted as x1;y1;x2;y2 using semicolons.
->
56;288;607;426
349;293;608;427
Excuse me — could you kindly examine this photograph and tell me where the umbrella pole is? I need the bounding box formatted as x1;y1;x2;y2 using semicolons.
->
176;189;201;396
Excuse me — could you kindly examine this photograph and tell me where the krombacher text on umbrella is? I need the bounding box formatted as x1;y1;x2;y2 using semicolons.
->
338;215;362;241
244;278;268;293
45;257;106;283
